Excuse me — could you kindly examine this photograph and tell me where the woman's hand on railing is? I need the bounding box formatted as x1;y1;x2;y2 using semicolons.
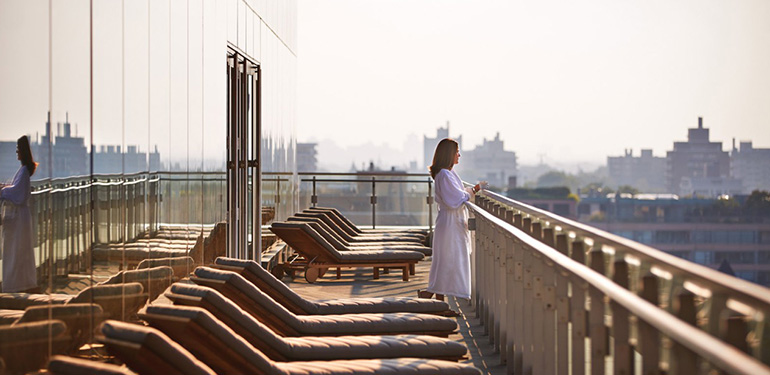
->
472;181;488;194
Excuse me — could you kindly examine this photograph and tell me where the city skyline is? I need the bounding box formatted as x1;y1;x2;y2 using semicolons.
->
296;0;770;166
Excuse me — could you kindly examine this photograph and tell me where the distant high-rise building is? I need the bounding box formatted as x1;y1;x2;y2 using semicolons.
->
31;112;88;178
423;122;462;170
457;132;517;189
607;148;666;192
296;142;318;172
93;145;161;174
1;112;163;179
731;141;770;193
666;117;741;197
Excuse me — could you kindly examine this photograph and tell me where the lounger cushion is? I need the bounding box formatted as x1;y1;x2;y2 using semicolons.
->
287;217;432;255
0;283;145;312
276;358;482;375
0;293;70;310
307;207;428;235
100;320;216;375
0;319;67;342
14;303;104;325
0;309;24;325
48;355;136;375
193;267;457;335
167;284;467;360
71;283;145;303
101;266;174;285
272;222;424;262
92;248;188;262
214;257;449;315
214;257;318;313
295;213;423;243
167;284;289;351
142;304;477;375
101;266;174;302
136;256;195;278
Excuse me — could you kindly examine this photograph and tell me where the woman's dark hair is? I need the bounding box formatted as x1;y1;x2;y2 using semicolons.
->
17;135;37;176
429;138;458;179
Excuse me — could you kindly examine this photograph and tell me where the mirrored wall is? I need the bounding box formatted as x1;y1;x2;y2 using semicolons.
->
0;0;296;372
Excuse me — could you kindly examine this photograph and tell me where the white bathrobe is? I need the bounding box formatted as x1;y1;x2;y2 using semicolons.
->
1;166;37;292
426;168;473;299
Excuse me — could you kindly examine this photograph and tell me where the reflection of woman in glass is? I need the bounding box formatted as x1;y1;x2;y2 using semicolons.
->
0;136;38;292
420;138;482;304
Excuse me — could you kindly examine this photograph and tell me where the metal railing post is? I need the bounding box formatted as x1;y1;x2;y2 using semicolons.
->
370;177;376;229
426;177;433;236
311;175;317;207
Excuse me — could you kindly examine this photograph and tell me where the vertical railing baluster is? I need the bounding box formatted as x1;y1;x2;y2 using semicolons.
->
532;252;545;374
513;231;525;375
589;245;607;375
613;258;632;375
571;240;587;375
497;226;508;360
543;258;557;375
529;222;544;374
522;245;535;374
674;289;698;373
486;219;496;341
504;209;516;372
555;234;570;375
505;233;517;373
723;312;750;354
640;271;660;375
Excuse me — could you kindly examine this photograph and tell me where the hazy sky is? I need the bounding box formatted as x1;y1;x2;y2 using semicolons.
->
296;0;770;166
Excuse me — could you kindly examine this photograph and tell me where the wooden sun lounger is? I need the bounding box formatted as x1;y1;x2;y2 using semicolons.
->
305;207;429;237
0;283;147;321
144;298;468;361
212;257;452;316
188;267;458;338
47;355;136;375
100;266;175;302
294;212;425;243
105;312;481;375
0;320;71;374
136;256;195;279
287;216;432;255
14;303;107;354
270;221;424;282
98;320;217;375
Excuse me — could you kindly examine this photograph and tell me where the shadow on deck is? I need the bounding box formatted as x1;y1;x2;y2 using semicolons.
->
284;258;506;375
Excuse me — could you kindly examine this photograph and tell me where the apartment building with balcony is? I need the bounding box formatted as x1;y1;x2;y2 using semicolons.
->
607;148;666;192
578;193;770;285
666;117;742;197
732;141;770;193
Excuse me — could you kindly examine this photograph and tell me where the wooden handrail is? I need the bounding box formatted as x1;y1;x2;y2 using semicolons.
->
468;200;770;374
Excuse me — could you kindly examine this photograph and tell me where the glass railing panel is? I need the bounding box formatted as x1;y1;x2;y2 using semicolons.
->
297;173;435;229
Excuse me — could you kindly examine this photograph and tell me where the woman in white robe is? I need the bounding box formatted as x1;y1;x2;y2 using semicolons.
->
0;136;38;292
422;138;482;301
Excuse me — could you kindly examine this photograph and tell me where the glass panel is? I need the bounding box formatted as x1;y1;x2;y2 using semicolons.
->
0;1;296;372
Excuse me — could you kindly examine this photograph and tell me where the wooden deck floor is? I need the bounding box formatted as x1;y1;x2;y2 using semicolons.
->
285;258;507;375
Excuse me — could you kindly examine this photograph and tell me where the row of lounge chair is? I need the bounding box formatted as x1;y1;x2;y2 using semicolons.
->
92;257;480;374
4;207;470;374
270;207;432;282
42;255;480;374
0;259;196;374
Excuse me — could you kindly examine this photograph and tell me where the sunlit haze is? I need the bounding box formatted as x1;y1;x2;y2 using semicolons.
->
297;0;770;170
